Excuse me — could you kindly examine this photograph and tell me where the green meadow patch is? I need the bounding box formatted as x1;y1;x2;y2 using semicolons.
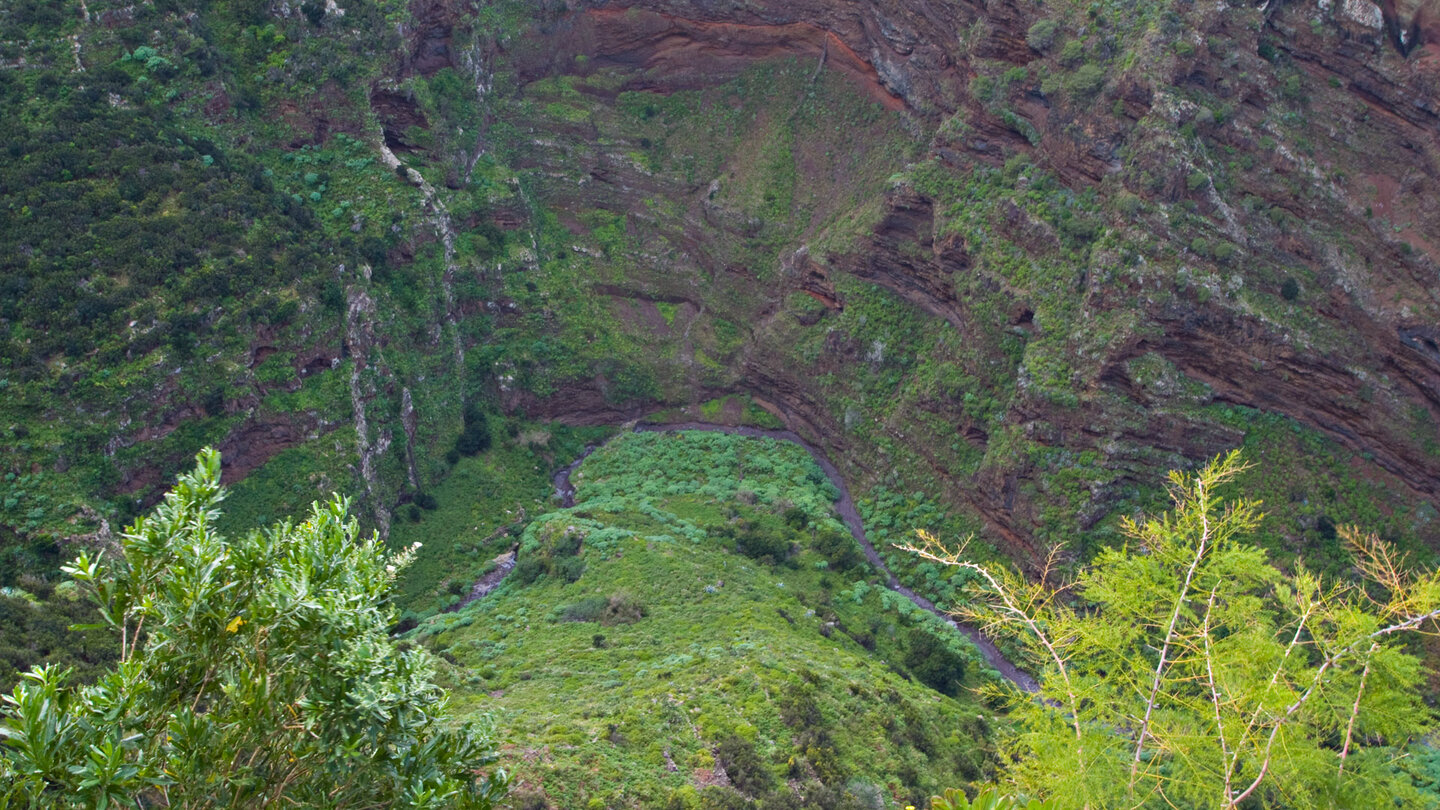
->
422;432;1000;809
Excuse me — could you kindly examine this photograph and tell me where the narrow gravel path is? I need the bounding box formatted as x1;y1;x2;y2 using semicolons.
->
549;421;1040;692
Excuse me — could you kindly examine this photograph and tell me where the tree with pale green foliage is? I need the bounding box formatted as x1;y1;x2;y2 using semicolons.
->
904;451;1440;810
928;786;1059;809
0;449;507;809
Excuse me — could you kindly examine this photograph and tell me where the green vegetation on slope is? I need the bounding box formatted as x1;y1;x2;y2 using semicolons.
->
387;420;613;615
0;581;116;691
419;432;998;809
5;1;1440;802
0;0;553;678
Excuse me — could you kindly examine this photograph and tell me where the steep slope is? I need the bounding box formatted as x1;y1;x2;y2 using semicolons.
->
4;0;1440;612
477;0;1440;569
420;430;998;809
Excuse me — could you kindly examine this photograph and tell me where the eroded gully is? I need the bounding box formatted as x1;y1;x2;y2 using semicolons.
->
549;422;1039;692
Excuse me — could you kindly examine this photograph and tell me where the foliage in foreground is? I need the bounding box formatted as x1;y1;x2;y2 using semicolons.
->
904;451;1440;810
0;449;506;809
928;786;1058;809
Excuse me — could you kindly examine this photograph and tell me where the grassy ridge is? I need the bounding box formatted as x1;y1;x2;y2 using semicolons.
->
421;432;999;809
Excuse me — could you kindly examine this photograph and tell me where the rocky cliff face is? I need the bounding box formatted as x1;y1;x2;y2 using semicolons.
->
6;0;1438;571
455;0;1440;563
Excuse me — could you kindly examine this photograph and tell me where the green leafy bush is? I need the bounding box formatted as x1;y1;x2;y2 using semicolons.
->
903;627;967;696
1064;64;1106;97
599;591;646;625
513;556;547;585
814;529;865;573
906;452;1440;809
560;596;609;623
0;586;116;692
559;592;645;625
554;556;586;582
0;449;508;808
930;787;1057;810
718;518;793;564
715;734;774;797
456;402;493;457
1281;277;1300;301
1058;40;1086;66
1026;19;1059;52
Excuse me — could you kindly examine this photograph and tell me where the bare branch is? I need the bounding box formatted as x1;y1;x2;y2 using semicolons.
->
1337;642;1378;776
1200;585;1233;805
1131;471;1214;791
1226;582;1319;795
901;530;1084;745
1231;605;1440;807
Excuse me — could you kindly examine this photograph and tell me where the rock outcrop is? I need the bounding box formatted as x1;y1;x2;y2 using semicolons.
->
470;0;1440;560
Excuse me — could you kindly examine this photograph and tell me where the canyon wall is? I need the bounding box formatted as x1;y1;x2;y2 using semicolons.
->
455;0;1440;562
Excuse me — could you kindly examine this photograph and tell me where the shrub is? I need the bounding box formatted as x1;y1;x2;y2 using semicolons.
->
551;529;583;558
1065;63;1106;97
904;627;967;696
455;402;492;457
1059;214;1100;245
903;451;1440;807
778;683;823;730
814;529;864;573
782;506;808;530
1281;277;1300;301
662;787;702;810
560;592;645;625
513;556;546;585
561;596;609;623
555;556;586;583
0;450;507;808
930;787;1058;809
512;790;550;810
392;612;421;635
696;787;750;810
601;592;645;625
1115;192;1143;216
300;1;325;25
1058;39;1086;66
1281;74;1305;102
0;591;116;692
970;75;997;102
723;519;792;563
715;735;773;797
1026;19;1059;52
